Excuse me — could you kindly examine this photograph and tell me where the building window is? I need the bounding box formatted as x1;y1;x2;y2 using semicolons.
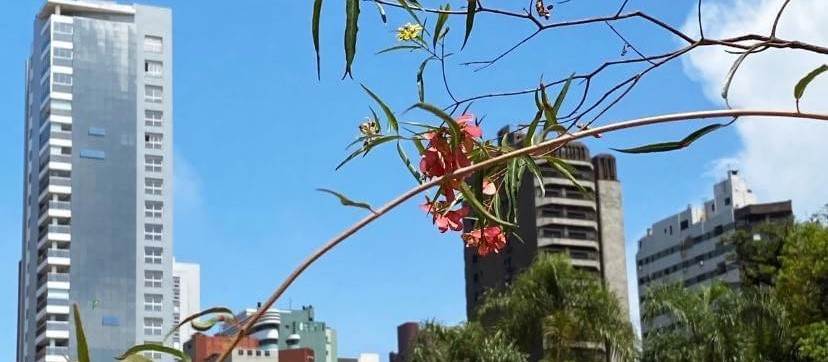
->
680;220;689;230
144;294;163;312
54;22;73;35
145;110;163;127
143;318;163;335
145;201;163;218
102;316;120;327
79;149;105;160
145;61;163;77
145;86;163;103
144;36;163;53
144;270;163;288
145;178;163;195
88;127;106;136
144;224;162;241
144;247;163;264
54;48;73;60
725;197;731;206
53;73;72;86
145;155;162;173
145;133;163;149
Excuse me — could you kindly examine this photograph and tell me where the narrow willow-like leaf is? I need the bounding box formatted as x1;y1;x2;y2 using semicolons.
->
409;102;461;149
361;84;399;132
373;0;387;23
611;123;725;154
343;0;360;79
539;83;556;133
376;45;419;55
721;43;763;107
72;304;91;362
117;344;191;362
368;106;382;133
317;188;376;213
312;0;324;80
462;0;477;49
397;0;423;25
417;57;433;102
548;157;590;198
794;64;828;108
524;156;545;197
413;137;426;154
459;184;516;228
337;135;401;169
397;141;422;183
163;307;235;342
545;75;573;134
523;109;543;147
433;3;450;48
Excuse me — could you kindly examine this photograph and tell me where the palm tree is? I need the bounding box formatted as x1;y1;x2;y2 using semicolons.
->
476;253;637;362
408;321;528;362
641;283;792;362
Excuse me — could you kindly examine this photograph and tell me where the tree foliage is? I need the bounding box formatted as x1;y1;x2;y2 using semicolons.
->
408;321;528;362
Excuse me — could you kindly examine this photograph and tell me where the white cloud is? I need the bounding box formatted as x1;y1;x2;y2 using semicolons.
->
174;152;204;212
683;0;828;217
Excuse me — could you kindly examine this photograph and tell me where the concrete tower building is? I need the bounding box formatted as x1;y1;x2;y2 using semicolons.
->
172;261;201;348
464;132;630;360
16;1;174;361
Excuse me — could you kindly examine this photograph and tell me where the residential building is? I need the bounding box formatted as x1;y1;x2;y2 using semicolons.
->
208;348;277;362
463;132;630;361
636;171;793;335
219;305;337;362
388;322;418;362
173;261;201;349
16;1;174;362
184;333;259;362
279;348;315;362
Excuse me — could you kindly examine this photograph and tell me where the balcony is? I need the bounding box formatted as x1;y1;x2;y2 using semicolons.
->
537;216;598;230
36;346;69;362
48;201;71;211
37;249;71;272
37;226;71;250
538;236;600;251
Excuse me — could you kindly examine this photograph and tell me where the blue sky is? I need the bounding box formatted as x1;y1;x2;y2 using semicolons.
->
3;0;823;360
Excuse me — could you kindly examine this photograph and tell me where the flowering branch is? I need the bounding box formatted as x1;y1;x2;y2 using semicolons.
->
216;108;828;361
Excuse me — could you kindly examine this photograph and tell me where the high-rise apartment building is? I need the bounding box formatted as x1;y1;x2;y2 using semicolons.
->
16;1;174;362
464;134;629;361
636;171;792;335
172;261;201;349
219;305;338;362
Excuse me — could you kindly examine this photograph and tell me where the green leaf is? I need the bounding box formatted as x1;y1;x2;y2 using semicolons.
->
312;0;324;80
545;75;573;134
433;3;450;49
459;183;516;228
408;102;462;149
376;45;419;55
397;141;422;183
337;135;401;169
163;307;235;342
373;0;387;23
539;83;556;133
117;344;191;362
611;123;726;154
397;0;422;25
462;0;477;49
121;354;153;362
794;64;828;108
524;156;545;197
417;57;434;102
361;84;399;133
523;109;543;147
343;0;360;79
72;304;91;362
547;157;590;198
317;188;376;213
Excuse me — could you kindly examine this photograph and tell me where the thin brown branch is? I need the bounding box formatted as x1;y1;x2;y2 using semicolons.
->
697;0;705;39
604;21;655;65
771;0;792;37
215;109;828;361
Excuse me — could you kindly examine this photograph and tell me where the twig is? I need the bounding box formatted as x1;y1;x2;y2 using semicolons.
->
697;0;705;39
771;0;792;37
215;109;828;361
604;21;654;64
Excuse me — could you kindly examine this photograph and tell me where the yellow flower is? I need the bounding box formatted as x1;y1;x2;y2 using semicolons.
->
396;23;423;41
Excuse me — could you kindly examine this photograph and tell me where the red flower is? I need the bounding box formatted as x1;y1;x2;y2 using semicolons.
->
422;201;469;233
462;226;507;256
457;114;482;139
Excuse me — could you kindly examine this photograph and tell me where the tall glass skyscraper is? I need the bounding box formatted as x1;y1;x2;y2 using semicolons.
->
17;2;174;362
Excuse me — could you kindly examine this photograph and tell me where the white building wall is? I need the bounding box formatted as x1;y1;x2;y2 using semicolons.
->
172;261;200;348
